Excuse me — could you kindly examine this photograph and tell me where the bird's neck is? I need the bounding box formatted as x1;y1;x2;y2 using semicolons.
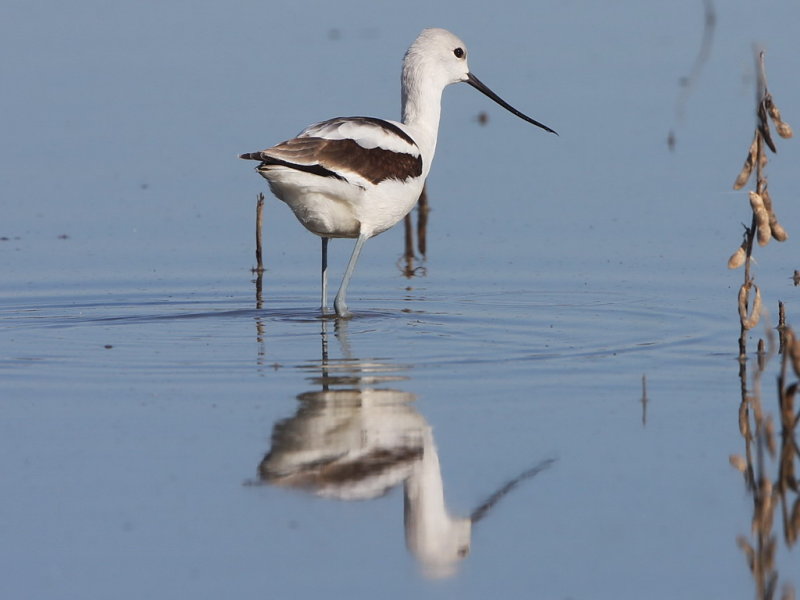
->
401;76;443;179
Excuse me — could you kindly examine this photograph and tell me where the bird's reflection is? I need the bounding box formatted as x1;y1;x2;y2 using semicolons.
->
257;319;553;578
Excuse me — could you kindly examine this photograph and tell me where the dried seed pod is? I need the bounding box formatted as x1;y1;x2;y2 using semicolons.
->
738;400;750;437
791;498;800;540
765;416;776;457
736;535;755;571
738;284;749;321
781;582;796;600
760;187;774;211
734;133;758;190
781;398;793;429
751;393;764;423
761;475;773;500
788;333;800;379
766;95;779;119
727;245;746;269
749;191;771;246
757;218;771;245
764;538;777;573
755;211;771;245
771;221;788;241
749;190;765;211
738;283;762;330
759;99;778;152
757;189;789;240
755;478;774;533
766;96;793;139
729;454;747;472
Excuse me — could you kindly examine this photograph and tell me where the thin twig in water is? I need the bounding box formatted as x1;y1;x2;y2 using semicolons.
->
399;185;429;278
254;192;265;274
641;374;648;427
417;185;429;257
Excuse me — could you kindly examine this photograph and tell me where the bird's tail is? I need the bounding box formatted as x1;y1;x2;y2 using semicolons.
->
239;151;266;161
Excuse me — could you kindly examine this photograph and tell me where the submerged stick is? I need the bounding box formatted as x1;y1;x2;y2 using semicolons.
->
400;185;430;277
641;374;649;427
417;185;429;257
402;213;415;277
255;192;265;273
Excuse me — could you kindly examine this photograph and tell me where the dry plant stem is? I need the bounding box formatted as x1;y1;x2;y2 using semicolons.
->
737;59;765;358
400;186;429;277
739;270;759;359
738;138;762;358
778;302;787;354
739;282;762;330
255;192;265;273
778;332;792;432
253;193;266;308
403;212;414;263
758;338;767;371
254;269;263;310
730;48;792;314
417;185;429;257
401;213;416;278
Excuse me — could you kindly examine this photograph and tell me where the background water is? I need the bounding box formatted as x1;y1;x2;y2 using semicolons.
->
2;1;800;598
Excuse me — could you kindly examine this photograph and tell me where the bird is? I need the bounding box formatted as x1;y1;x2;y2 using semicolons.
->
240;28;556;318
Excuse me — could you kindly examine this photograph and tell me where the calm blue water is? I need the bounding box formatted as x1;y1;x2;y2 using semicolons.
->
2;1;800;598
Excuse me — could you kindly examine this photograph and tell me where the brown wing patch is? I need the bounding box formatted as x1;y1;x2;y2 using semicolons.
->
257;137;422;185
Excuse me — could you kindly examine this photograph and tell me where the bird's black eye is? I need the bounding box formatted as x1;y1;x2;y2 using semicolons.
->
453;47;464;59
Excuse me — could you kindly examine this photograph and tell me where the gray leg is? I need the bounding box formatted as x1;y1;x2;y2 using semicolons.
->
334;233;368;319
321;237;329;311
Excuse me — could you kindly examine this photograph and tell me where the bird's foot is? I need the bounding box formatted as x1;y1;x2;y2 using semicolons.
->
333;299;352;319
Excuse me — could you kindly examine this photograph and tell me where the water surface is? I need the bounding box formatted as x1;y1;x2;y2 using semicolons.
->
2;1;800;598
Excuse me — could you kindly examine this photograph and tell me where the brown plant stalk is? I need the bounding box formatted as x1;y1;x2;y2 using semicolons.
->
729;49;792;359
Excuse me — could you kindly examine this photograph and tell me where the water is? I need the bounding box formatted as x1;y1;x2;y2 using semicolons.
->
2;1;800;598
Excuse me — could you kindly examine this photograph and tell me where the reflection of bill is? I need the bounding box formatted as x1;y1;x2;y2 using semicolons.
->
259;385;554;578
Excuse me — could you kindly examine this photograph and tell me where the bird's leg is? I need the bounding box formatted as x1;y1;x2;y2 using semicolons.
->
334;233;368;319
321;237;329;311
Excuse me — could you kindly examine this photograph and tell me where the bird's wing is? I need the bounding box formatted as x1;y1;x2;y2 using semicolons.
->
299;117;419;155
243;117;422;186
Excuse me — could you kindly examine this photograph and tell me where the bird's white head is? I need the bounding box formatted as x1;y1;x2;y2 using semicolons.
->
403;28;471;88
401;27;557;135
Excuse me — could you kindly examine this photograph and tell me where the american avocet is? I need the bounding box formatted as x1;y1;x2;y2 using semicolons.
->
240;28;556;318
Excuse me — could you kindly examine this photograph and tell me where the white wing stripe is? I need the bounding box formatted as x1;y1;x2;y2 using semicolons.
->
300;117;420;157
